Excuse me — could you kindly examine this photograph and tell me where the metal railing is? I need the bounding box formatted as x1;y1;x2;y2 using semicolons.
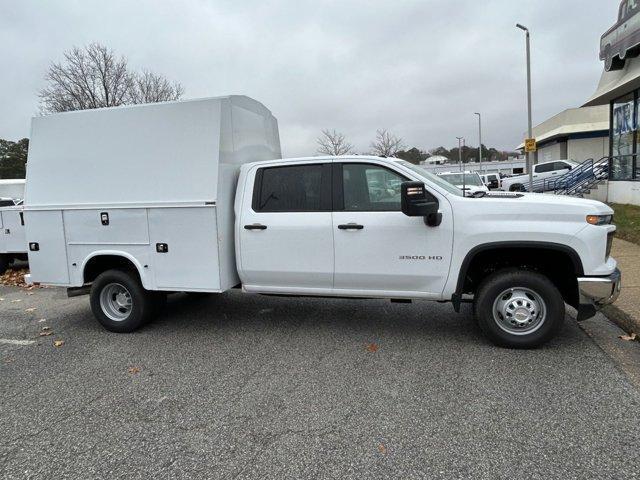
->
518;157;609;196
552;156;609;196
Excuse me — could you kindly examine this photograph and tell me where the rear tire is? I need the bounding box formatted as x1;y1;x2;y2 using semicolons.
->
509;184;525;192
90;269;153;333
473;269;565;348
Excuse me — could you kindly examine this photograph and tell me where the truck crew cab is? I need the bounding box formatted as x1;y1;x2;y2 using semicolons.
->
24;96;621;348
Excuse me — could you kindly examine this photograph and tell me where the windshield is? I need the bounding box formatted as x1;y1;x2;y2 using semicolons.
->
439;173;483;187
394;161;463;196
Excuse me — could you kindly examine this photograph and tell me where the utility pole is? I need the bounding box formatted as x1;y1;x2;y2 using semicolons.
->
456;136;464;172
516;23;534;192
474;112;482;174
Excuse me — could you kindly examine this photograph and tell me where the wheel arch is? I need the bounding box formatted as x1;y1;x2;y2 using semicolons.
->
81;250;152;289
453;241;584;310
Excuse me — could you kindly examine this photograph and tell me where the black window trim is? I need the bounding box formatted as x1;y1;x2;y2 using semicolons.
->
251;163;332;213
332;161;412;212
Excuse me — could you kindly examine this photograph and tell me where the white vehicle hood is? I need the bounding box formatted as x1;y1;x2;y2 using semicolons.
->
463;192;613;216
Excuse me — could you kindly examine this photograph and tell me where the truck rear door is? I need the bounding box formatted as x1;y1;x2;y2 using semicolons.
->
238;163;334;291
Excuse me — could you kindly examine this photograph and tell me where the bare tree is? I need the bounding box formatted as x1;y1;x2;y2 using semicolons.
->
39;43;184;114
370;129;405;157
317;129;354;156
128;71;184;104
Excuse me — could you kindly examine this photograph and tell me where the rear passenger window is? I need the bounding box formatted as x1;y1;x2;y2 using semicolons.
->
255;165;323;212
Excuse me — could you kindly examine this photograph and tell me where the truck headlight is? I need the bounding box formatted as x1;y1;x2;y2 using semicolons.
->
586;214;613;226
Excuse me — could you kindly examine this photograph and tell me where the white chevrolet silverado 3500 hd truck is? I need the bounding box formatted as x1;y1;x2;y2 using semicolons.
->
24;96;621;348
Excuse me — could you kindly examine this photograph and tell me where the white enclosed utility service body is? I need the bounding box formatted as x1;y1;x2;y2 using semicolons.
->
26;96;621;348
25;96;280;292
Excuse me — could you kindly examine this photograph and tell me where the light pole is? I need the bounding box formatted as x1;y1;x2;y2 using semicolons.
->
456;136;464;172
474;112;482;174
516;23;533;192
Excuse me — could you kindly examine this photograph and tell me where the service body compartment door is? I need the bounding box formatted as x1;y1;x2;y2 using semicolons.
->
24;210;70;285
148;207;221;291
238;163;334;291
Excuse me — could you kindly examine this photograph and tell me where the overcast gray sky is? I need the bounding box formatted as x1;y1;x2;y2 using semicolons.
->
1;0;612;156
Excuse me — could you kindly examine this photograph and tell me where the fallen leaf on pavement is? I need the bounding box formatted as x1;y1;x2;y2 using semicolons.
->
378;444;387;455
25;308;36;313
11;299;21;303
128;366;141;374
366;343;379;353
38;318;47;323
53;340;64;347
0;268;30;287
39;331;53;337
619;332;638;341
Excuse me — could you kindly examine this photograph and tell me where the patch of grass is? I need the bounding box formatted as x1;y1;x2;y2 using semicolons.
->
610;203;640;245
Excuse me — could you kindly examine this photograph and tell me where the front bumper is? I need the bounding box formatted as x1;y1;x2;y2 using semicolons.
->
576;268;622;321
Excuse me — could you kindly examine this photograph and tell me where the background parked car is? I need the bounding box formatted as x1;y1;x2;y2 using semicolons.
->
437;171;489;197
480;173;501;190
500;160;579;192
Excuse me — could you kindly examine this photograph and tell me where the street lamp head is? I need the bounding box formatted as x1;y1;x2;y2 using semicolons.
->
516;23;529;32
474;112;481;116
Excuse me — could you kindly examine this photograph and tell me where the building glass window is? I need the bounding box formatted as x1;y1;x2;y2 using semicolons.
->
611;93;636;180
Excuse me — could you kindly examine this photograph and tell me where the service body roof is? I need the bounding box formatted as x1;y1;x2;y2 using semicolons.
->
25;96;280;209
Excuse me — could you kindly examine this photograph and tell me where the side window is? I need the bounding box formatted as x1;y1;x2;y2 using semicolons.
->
620;0;628;20
535;163;553;174
254;164;324;212
553;161;570;171
342;163;407;211
626;0;638;17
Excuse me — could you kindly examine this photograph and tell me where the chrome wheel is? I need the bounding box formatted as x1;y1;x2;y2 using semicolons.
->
492;287;546;335
99;283;133;322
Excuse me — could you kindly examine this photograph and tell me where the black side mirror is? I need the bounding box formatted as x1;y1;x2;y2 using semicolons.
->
401;181;441;227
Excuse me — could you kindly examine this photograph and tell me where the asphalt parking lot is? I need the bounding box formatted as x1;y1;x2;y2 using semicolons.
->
1;282;640;480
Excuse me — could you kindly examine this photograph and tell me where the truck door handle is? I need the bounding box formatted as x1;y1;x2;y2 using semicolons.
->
244;224;267;230
338;223;364;230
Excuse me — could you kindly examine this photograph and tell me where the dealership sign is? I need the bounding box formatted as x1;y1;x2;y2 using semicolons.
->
613;100;635;135
601;0;640;71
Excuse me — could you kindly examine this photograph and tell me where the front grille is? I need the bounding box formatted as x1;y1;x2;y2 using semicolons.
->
606;231;614;259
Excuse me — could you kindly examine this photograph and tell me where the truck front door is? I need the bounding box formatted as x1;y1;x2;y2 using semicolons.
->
331;161;453;297
238;163;334;291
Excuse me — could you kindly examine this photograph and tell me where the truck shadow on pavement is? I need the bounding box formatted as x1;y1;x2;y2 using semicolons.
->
121;290;583;351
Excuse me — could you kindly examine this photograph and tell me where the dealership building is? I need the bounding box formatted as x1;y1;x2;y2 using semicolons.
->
526;0;640;205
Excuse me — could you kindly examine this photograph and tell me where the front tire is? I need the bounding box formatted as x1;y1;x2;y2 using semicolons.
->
473;270;565;348
90;269;154;333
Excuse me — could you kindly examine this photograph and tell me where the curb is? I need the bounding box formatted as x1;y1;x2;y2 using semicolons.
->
602;303;640;336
